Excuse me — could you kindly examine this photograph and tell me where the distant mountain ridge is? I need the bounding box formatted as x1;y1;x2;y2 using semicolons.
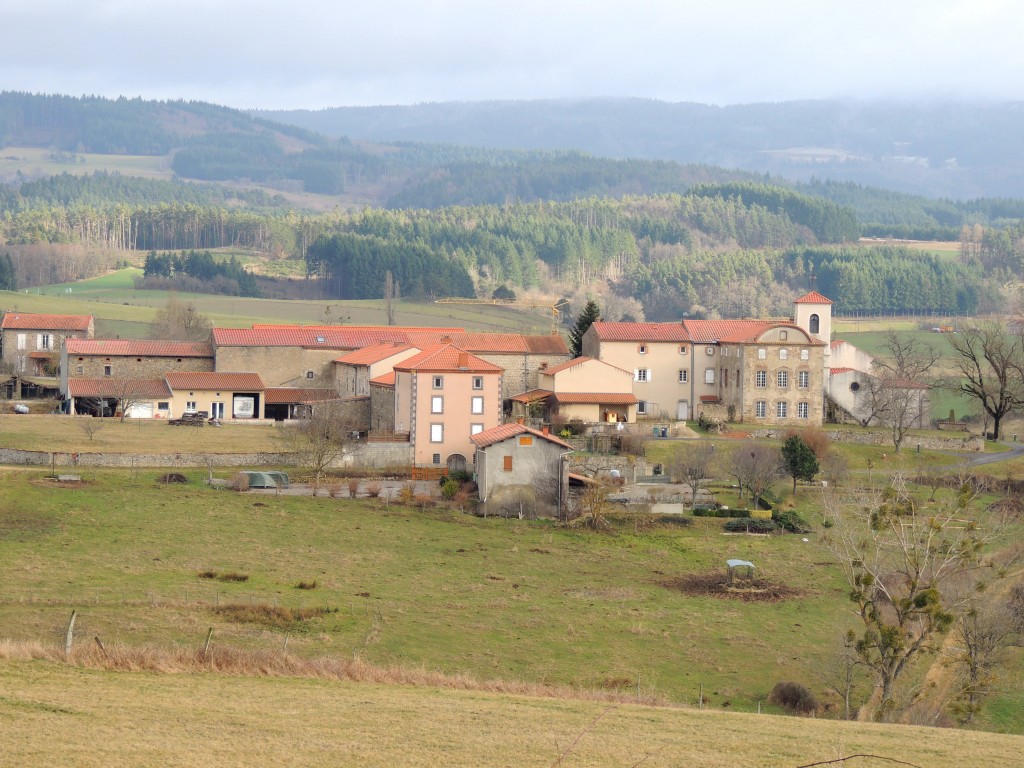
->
258;98;1024;199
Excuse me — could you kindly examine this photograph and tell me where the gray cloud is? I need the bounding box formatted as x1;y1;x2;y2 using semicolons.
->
1;0;1021;108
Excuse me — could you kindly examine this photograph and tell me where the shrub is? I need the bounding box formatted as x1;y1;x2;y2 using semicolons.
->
158;473;188;484
228;472;250;492
328;484;343;498
693;508;750;518
724;518;777;533
440;478;461;499
768;681;818;714
773;509;812;534
750;509;773;521
365;482;382;499
348;479;360;498
440;470;473;485
296;580;319;590
397;482;416;504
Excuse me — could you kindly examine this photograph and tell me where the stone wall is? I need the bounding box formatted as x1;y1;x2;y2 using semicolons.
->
71;356;213;379
567;453;649;482
0;441;413;470
749;428;984;452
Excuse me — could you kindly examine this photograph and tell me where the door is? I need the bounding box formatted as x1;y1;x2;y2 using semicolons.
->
447;454;467;473
211;402;225;419
677;400;689;420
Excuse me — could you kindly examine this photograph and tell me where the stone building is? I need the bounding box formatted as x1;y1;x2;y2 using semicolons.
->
2;312;94;376
61;339;213;398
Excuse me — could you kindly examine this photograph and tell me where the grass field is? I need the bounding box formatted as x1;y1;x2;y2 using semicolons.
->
3;270;560;335
0;468;855;715
0;146;172;180
2;659;1022;768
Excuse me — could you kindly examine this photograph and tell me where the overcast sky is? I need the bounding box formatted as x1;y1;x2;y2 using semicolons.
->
2;0;1022;110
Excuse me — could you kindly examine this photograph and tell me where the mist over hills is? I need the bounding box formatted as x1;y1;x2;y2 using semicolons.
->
258;98;1024;200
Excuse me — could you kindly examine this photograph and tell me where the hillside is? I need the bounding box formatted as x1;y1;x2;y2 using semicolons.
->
3;659;1022;767
260;98;1024;200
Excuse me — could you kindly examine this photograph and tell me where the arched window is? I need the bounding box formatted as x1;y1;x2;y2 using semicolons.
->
809;313;820;334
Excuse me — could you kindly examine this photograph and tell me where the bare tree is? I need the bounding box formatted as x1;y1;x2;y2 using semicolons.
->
278;401;359;493
672;442;716;508
107;378;156;423
866;330;938;451
822;472;1002;719
77;418;105;442
151;295;213;341
817;630;867;720
728;442;781;510
947;321;1024;440
946;595;1019;724
383;270;400;326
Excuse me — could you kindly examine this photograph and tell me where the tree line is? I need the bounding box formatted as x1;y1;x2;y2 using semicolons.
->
141;250;260;297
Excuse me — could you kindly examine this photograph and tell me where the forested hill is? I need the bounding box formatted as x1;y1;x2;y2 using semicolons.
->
260;98;1024;200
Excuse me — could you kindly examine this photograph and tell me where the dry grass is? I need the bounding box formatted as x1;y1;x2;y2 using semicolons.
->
0;414;281;453
2;645;1022;768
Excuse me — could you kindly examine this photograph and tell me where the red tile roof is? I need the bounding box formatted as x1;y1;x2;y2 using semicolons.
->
1;312;92;332
405;332;569;355
541;356;633;377
550;392;638;405
699;395;720;403
212;327;421;349
470;422;573;450
589;321;690;342
369;372;396;387
683;319;823;345
334;343;418;365
794;291;833;305
66;339;213;357
830;367;855;374
67;378;171;398
831;340;846;349
165;372;264;391
394;344;503;374
263;388;339;404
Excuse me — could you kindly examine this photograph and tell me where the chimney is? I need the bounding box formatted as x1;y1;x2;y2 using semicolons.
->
541;426;550;435
517;417;525;425
458;352;468;369
539;362;548;371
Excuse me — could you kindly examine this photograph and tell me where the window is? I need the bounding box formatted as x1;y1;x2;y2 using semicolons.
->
704;368;715;384
16;333;26;350
779;349;788;360
637;400;647;415
755;400;767;418
433;453;441;465
306;370;315;380
678;345;688;355
518;436;533;446
678;369;688;383
777;401;788;418
158;402;170;412
798;402;809;419
635;368;651;382
705;346;715;356
777;370;789;388
76;365;83;375
431;396;444;414
186;401;197;413
638;344;647;354
103;365;112;377
432;376;444;389
798;370;809;388
471;423;484;435
800;349;809;360
430;424;444;442
472;376;484;390
757;348;766;359
721;348;729;358
780;330;788;341
39;333;52;350
809;314;820;334
756;370;767;388
503;455;513;472
471;396;484;414
723;368;729;387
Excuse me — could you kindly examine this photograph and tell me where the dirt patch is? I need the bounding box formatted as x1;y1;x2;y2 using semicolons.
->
0;509;59;539
719;431;752;440
659;571;804;602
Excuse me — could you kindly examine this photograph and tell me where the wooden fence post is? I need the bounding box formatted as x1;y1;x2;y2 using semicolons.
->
64;610;77;657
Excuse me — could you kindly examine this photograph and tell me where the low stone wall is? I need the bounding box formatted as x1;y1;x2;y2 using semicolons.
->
748;428;984;453
0;441;414;470
568;454;649;482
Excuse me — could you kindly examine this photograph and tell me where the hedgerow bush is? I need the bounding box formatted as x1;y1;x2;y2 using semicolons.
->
693;508;751;518
724;518;777;533
768;681;818;714
773;509;812;533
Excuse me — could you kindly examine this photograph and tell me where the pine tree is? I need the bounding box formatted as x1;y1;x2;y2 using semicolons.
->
781;435;819;493
568;299;600;357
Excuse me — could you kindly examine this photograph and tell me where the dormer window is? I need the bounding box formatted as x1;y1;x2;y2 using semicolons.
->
315;336;326;344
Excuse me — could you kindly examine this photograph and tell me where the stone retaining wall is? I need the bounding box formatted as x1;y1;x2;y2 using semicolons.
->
0;441;414;470
748;429;984;452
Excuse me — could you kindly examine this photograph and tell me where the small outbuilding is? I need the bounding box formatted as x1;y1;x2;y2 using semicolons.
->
471;423;573;517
